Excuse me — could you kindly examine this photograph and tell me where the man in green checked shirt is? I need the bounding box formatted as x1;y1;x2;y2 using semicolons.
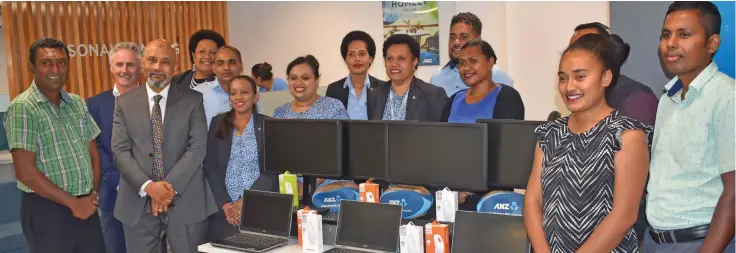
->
3;37;105;253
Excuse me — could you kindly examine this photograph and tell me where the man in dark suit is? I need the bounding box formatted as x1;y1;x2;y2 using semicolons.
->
112;39;216;253
326;30;384;120
368;34;448;121
87;42;143;253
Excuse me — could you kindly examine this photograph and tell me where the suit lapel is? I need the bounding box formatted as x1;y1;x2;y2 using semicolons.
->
372;82;389;119
339;85;349;108
163;84;179;141
135;87;154;164
218;127;233;170
405;78;422;121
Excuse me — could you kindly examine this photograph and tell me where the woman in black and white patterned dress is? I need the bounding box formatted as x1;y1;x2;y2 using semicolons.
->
523;33;653;253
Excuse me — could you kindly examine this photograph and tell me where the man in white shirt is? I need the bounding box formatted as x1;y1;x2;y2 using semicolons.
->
87;42;142;253
430;12;514;97
644;2;734;252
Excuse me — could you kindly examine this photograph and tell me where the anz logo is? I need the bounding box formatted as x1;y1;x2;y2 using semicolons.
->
388;198;408;207
323;195;343;203
422;59;433;64
494;202;520;211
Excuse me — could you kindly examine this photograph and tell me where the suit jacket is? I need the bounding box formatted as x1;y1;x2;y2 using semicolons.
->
112;84;216;226
203;113;278;208
87;90;118;211
325;75;385;109
367;77;448;122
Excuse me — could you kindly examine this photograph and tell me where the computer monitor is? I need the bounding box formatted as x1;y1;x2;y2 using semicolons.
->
335;200;402;252
387;122;488;191
240;190;294;237
263;119;344;178
477;119;546;189
346;121;388;180
452;211;530;253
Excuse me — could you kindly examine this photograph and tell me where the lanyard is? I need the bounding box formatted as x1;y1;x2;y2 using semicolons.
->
388;89;409;120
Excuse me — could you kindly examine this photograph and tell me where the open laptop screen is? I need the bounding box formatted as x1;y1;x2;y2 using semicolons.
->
240;190;294;237
336;201;402;252
452;211;530;253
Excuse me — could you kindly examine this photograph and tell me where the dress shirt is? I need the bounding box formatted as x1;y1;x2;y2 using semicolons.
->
344;75;371;120
139;83;172;197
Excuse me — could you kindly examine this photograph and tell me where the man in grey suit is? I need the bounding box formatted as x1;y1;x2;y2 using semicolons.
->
112;39;216;253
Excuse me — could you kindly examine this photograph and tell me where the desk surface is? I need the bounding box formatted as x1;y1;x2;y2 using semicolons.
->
199;239;333;253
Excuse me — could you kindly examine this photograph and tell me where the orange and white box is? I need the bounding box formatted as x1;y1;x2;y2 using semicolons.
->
297;207;317;246
424;221;449;253
359;179;380;203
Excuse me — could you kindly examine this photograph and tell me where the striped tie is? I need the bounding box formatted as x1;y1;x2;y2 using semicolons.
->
151;95;164;181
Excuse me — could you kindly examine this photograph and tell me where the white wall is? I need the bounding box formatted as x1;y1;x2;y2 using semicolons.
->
505;1;610;119
0;26;10;112
228;1;610;120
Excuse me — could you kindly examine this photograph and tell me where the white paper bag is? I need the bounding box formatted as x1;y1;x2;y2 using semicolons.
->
400;222;424;253
302;213;323;252
435;188;458;223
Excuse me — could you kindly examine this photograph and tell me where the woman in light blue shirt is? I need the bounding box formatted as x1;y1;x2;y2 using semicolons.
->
273;55;350;197
252;62;288;92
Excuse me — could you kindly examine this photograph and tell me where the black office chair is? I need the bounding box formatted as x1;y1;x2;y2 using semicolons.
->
546;111;561;121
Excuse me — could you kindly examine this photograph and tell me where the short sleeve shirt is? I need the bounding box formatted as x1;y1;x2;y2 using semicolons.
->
3;82;101;196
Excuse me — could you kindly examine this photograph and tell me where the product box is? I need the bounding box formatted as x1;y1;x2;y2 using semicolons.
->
302;213;323;253
435;188;458;222
359;179;380;203
400;222;424;253
279;171;298;207
297;207;317;246
424;221;449;253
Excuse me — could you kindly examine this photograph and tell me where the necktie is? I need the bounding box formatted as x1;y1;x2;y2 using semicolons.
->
151;95;164;181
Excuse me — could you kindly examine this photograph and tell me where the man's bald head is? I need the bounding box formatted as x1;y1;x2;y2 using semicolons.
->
142;39;177;89
145;39;176;57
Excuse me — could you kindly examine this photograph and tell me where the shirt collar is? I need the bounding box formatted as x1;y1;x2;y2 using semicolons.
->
145;82;171;101
112;83;139;97
212;80;228;94
343;75;371;90
29;80;71;104
445;60;458;70
665;61;719;97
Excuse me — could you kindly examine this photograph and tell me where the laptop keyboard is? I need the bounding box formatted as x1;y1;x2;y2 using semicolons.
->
323;212;339;222
223;233;284;248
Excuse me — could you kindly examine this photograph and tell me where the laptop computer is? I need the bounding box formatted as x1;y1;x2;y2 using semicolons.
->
210;189;294;252
324;200;403;253
451;210;531;253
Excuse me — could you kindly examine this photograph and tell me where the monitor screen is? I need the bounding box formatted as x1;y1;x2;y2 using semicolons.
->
240;190;294;237
477;119;546;189
264;119;344;177
452;211;529;253
387;122;488;191
347;121;388;180
336;200;402;252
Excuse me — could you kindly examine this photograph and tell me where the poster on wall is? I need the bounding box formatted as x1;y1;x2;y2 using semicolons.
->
382;1;440;66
